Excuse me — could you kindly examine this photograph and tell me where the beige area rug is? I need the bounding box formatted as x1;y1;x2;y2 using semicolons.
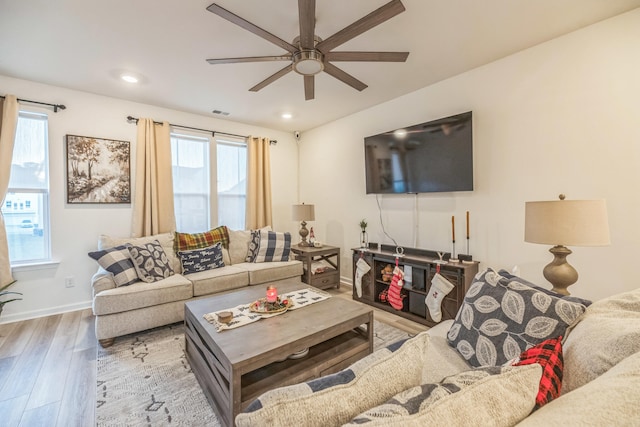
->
96;320;412;426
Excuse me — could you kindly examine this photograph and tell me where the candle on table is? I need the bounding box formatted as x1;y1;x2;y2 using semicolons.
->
451;216;455;242
266;285;277;303
466;211;470;239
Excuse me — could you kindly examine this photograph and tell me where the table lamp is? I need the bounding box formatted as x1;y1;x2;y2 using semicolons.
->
292;203;315;246
524;194;610;295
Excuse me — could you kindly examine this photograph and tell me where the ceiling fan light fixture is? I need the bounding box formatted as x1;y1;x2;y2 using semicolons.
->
292;50;324;76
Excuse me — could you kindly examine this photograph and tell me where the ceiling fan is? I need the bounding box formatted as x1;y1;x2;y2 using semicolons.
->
205;0;409;100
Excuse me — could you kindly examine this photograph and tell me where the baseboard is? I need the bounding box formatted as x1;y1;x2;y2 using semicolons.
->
0;300;92;324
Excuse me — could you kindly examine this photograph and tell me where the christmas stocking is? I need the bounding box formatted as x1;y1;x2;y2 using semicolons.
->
354;258;371;298
387;266;405;310
425;273;455;322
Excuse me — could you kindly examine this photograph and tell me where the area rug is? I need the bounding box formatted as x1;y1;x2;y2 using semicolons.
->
96;320;412;426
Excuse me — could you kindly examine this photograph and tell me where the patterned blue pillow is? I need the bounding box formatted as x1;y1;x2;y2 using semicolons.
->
245;229;261;262
88;245;139;287
126;240;174;283
178;242;225;274
254;231;291;262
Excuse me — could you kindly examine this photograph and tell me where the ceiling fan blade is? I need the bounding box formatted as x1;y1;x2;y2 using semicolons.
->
207;3;298;54
304;75;315;100
298;0;316;50
324;51;409;62
207;55;292;65
249;65;293;92
316;0;405;53
322;62;368;91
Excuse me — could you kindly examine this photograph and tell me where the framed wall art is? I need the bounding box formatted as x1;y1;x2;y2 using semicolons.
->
66;134;131;204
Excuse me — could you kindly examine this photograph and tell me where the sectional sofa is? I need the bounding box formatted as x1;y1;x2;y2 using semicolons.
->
235;268;640;426
89;227;303;347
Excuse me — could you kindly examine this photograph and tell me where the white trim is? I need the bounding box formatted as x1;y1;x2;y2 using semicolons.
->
0;300;92;324
11;259;60;272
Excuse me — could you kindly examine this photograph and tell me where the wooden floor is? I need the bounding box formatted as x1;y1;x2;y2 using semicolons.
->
0;283;427;426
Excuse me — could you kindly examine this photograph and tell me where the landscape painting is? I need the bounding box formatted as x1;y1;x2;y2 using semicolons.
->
66;135;131;204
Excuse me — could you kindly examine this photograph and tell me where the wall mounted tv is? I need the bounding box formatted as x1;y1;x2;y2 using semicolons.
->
364;111;473;194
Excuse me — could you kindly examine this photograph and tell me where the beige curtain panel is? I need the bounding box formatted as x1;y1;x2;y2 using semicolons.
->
131;119;176;237
246;136;273;229
0;95;19;286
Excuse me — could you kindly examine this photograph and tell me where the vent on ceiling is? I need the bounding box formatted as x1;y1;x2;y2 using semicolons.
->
212;109;230;116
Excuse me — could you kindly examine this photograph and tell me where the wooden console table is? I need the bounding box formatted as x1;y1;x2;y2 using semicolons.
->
291;244;341;289
352;244;479;327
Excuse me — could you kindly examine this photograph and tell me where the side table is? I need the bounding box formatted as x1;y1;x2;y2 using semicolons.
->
291;244;341;290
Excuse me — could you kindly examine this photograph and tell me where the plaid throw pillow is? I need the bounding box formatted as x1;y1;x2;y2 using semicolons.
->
88;245;139;287
175;225;229;252
513;336;564;408
254;231;291;262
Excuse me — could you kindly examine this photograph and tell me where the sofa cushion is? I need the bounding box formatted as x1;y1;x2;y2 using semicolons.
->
421;320;473;384
234;260;303;285
177;242;225;275
447;268;586;367
228;229;252;265
562;287;640;393
88;245;139;287
235;333;430;427
497;269;592;307
254;231;291;262
174;225;229;251
126;240;175;282
189;265;249;297
513;336;563;408
516;351;640;426
93;274;192;316
98;232;180;273
345;364;541;427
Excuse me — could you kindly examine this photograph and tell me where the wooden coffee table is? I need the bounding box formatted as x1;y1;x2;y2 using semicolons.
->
184;279;374;427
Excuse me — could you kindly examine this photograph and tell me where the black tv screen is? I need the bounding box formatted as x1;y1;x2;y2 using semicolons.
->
364;111;473;194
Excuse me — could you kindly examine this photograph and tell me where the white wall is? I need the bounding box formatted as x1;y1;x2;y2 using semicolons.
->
0;75;299;323
299;9;640;302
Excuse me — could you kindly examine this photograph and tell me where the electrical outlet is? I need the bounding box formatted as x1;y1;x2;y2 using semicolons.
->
65;276;75;288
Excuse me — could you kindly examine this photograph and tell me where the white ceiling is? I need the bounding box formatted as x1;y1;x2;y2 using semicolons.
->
1;0;639;132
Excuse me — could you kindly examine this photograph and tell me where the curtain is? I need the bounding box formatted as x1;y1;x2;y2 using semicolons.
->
245;136;272;229
131;119;176;237
0;95;19;286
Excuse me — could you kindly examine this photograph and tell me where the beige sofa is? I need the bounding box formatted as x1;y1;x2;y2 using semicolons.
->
235;270;640;427
91;229;303;347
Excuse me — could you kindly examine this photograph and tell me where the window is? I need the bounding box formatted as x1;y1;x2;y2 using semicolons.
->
2;112;50;264
171;133;247;233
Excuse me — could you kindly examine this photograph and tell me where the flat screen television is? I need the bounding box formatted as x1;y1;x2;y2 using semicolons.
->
364;111;473;194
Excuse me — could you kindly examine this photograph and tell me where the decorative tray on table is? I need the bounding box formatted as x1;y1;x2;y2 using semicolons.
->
249;297;293;314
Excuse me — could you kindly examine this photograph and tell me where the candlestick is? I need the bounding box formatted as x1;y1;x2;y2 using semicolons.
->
466;211;470;239
451;216;455;242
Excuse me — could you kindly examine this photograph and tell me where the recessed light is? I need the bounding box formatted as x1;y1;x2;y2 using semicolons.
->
282;113;292;119
121;74;139;83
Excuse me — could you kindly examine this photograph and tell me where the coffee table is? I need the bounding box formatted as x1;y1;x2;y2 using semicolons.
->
184;279;374;427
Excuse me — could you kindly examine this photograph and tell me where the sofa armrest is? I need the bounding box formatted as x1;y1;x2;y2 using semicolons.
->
92;267;116;297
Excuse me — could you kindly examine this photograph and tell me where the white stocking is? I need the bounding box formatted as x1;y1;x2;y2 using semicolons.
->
425;273;455;322
354;258;371;298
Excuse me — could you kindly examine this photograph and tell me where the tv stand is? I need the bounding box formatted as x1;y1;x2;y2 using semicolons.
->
352;244;479;327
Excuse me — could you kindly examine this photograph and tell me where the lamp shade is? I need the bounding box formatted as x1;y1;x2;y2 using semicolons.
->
292;204;315;221
525;199;610;246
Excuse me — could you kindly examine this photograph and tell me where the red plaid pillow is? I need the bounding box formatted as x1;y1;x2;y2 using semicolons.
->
175;226;230;252
513;336;563;409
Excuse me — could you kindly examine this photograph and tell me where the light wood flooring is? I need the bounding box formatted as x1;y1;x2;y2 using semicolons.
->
0;283;427;426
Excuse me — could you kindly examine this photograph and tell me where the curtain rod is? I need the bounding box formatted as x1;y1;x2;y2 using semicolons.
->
0;95;66;112
125;115;277;145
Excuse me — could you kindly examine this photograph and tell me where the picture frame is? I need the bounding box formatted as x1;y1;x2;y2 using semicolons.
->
66;134;131;204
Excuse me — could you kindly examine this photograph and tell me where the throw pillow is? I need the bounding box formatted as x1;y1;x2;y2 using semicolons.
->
127;240;174;282
177;242;225;274
513;336;563;408
497;269;592;307
447;268;586;367
344;364;541;427
245;229;262;262
236;333;430;427
562;287;640;393
254;231;291;263
174;225;230;252
88;245;139;287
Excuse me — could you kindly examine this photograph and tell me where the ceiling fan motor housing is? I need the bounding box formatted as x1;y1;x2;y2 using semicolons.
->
292;50;324;75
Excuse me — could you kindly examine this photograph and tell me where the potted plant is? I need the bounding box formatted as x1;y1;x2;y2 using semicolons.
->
0;280;22;316
359;219;368;248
